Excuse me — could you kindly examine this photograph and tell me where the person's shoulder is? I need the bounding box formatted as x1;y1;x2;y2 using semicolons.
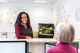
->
47;48;54;53
15;23;18;26
15;23;21;28
47;47;57;53
69;44;77;51
29;25;32;29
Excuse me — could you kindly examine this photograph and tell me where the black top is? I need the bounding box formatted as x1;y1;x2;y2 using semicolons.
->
21;25;32;38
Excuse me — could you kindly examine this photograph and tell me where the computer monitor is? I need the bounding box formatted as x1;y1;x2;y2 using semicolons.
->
45;42;78;53
70;42;78;52
0;41;27;53
45;43;56;53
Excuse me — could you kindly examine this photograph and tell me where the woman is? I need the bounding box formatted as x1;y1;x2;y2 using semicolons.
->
47;22;77;53
15;12;33;39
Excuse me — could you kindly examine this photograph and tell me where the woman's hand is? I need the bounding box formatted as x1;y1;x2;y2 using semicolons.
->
26;36;31;39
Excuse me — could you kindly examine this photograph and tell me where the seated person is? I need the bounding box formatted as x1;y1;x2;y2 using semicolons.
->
47;22;77;53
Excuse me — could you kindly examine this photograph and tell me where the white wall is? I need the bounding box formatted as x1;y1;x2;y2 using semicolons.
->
0;3;53;38
53;0;80;39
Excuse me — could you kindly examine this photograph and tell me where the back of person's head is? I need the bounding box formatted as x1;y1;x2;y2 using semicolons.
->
55;22;75;43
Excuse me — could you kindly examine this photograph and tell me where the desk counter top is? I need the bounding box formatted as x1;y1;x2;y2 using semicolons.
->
0;38;79;42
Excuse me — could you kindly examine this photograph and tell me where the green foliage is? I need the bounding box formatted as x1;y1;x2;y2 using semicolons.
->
39;26;53;34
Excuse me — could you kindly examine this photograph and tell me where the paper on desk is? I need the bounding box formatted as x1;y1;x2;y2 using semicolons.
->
29;43;35;52
78;49;80;53
29;43;44;53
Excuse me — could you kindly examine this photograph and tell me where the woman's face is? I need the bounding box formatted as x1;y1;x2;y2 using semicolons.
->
21;14;27;24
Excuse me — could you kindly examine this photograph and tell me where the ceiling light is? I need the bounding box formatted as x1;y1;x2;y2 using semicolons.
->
0;0;8;2
34;0;46;3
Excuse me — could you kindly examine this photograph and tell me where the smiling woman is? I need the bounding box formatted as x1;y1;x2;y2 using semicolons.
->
15;12;33;39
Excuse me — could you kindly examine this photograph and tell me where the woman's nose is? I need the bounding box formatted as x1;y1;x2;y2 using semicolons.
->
23;18;26;19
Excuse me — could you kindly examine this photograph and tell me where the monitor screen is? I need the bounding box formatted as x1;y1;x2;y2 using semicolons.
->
45;43;56;53
70;42;78;52
0;41;27;53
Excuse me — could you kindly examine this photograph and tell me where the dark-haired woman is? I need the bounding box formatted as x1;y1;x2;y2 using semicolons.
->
15;12;33;39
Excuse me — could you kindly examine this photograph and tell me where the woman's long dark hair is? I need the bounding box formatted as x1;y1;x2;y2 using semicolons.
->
15;12;30;27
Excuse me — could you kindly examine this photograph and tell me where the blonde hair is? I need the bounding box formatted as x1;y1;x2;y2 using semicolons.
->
56;22;75;43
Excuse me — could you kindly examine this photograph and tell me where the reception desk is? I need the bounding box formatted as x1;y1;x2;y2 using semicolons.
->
0;38;79;42
0;38;79;53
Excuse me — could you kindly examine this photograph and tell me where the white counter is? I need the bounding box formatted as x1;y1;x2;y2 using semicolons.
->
0;38;79;43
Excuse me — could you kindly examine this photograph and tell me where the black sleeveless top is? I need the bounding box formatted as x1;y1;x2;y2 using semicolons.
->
21;25;32;38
